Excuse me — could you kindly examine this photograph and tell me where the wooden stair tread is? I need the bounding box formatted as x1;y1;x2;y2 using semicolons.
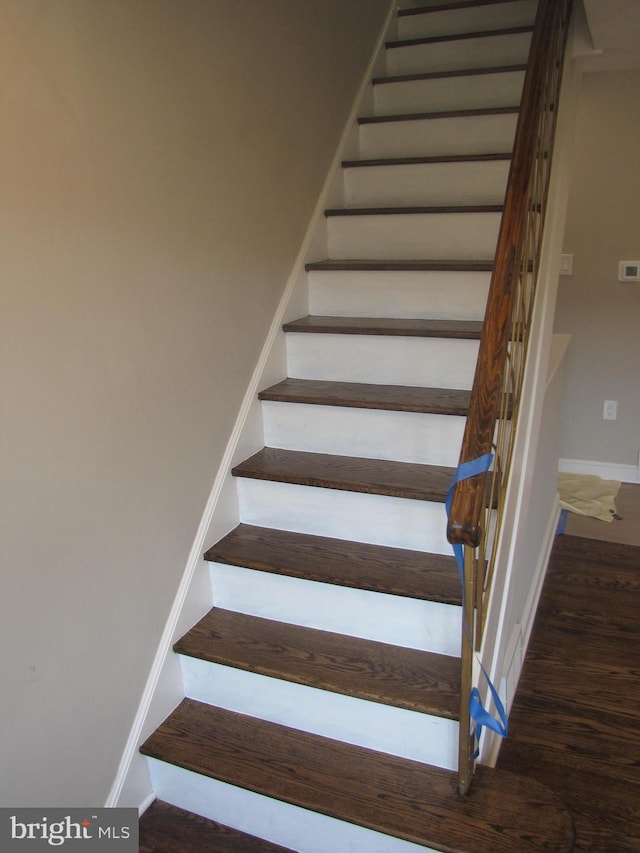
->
306;258;494;271
304;259;533;277
373;63;526;85
399;0;528;17
283;315;483;339
387;24;534;50
259;378;471;415
325;203;503;216
175;608;460;718
231;447;455;502
140;700;574;853
204;524;461;605
342;153;511;168
139;800;294;853
359;105;519;125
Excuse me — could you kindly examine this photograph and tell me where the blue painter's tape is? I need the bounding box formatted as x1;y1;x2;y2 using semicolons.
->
445;453;493;578
446;453;508;755
470;665;509;758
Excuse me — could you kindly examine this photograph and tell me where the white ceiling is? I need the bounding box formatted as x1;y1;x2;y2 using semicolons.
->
581;0;640;71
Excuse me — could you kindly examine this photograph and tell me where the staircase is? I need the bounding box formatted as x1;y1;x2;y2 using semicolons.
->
138;2;574;850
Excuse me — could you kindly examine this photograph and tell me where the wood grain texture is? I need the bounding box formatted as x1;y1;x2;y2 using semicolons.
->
342;153;511;168
231;447;455;502
324;204;503;217
204;524;462;605
387;24;534;50
259;379;472;415
398;1;524;18
498;535;640;851
140;700;573;852
174;608;460;718
306;258;495;271
139;801;293;853
282;315;483;338
359;105;520;125
373;64;527;86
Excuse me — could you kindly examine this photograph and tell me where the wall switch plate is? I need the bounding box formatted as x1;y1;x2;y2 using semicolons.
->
560;253;573;275
618;261;640;281
603;400;617;420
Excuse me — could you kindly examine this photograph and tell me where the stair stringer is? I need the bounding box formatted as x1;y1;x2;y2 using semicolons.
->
107;0;400;812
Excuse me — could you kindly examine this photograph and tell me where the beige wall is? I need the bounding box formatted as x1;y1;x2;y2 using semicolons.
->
555;68;640;473
0;0;390;807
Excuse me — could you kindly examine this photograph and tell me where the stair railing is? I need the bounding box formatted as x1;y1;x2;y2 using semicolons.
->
447;0;573;796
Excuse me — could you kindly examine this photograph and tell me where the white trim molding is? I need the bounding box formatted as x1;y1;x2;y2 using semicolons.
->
558;457;639;484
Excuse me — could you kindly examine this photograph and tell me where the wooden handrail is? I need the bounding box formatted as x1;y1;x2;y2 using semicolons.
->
447;0;568;549
450;0;572;796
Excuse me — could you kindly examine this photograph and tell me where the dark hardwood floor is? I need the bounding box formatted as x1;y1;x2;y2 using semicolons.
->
497;533;640;851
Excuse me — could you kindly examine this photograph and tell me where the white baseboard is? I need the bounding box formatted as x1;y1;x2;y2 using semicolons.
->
139;792;156;817
520;501;562;655
558;457;639;484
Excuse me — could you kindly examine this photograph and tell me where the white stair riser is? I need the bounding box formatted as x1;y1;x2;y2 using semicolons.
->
398;0;537;40
359;112;517;159
308;269;490;320
209;562;461;655
286;332;479;389
236;478;453;553
373;71;525;116
344;160;509;208
386;31;532;76
262;401;465;467
327;211;501;261
180;659;459;769
146;760;438;853
286;333;479;389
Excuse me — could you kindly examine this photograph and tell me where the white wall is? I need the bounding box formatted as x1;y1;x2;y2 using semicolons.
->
555;68;640;481
0;0;390;807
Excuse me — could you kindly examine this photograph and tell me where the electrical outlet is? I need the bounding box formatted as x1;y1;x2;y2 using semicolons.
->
603;400;617;421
